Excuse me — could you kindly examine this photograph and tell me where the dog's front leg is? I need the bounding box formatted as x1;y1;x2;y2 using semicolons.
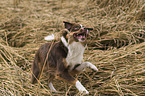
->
75;62;98;72
55;70;89;94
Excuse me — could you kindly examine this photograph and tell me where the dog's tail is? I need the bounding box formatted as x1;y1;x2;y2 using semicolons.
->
31;52;41;84
44;29;70;41
44;34;55;41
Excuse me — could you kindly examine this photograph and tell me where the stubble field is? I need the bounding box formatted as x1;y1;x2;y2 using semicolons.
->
0;0;145;95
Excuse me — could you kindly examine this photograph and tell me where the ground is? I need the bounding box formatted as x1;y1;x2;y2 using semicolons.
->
0;0;145;96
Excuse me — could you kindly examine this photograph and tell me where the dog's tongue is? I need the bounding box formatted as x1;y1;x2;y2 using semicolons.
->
77;35;85;39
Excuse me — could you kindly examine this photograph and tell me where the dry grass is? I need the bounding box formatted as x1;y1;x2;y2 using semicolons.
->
0;0;145;95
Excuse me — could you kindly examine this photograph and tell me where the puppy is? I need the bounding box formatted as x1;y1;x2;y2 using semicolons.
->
31;21;98;94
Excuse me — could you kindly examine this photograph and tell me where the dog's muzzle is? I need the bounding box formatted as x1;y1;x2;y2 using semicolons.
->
73;28;88;42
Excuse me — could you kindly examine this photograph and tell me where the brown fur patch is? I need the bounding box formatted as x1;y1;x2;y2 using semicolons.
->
55;73;77;84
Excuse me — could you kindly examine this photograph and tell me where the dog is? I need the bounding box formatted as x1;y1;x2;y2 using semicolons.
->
31;21;98;94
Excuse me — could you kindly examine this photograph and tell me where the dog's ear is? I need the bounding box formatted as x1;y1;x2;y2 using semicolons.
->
85;28;93;30
63;21;73;31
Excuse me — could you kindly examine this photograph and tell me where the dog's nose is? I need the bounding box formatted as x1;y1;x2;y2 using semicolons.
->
80;28;87;33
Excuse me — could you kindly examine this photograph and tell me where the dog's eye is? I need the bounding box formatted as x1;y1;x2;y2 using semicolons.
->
72;27;80;31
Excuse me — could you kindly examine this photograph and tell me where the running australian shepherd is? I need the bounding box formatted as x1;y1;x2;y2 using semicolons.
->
31;21;98;94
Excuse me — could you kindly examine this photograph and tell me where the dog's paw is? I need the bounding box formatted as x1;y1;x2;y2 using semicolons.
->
76;81;89;94
89;64;98;71
82;90;89;94
85;62;98;71
49;82;57;92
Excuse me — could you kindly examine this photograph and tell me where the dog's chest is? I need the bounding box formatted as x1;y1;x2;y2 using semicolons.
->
66;42;86;69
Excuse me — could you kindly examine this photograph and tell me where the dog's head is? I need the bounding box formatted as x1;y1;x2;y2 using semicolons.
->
62;21;93;44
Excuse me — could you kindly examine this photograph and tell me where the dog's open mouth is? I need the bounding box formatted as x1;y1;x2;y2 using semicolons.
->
73;32;86;42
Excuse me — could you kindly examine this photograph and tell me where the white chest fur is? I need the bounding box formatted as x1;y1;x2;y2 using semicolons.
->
66;42;86;70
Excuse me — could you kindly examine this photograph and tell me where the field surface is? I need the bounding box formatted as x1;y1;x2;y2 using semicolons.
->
0;0;145;95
